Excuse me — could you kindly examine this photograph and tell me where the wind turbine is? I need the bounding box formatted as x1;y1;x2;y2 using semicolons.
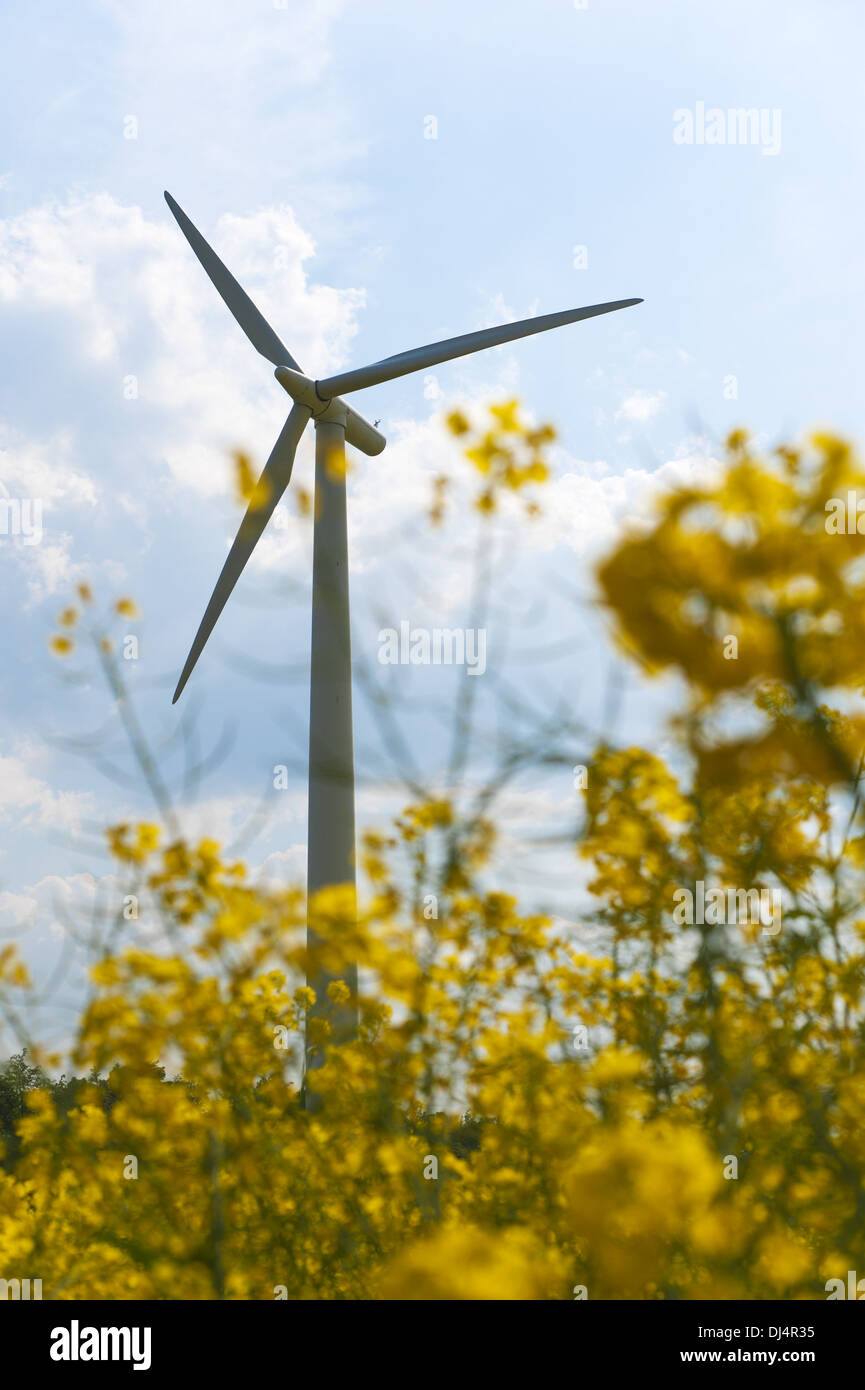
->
164;190;642;1062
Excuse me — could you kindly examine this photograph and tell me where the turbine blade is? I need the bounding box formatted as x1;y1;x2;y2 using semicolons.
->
316;298;643;398
164;191;302;372
172;404;311;703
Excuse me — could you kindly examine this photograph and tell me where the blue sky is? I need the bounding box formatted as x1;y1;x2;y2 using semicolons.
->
0;0;863;1045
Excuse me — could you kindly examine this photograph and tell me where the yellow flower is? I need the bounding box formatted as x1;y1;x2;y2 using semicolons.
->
233;450;272;509
488;399;521;432
12;414;865;1303
378;1224;567;1300
0;944;30;987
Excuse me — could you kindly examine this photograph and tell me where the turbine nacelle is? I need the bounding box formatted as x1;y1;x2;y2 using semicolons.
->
274;365;386;456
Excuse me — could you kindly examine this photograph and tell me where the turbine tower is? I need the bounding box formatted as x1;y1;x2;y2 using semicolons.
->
164;190;642;1076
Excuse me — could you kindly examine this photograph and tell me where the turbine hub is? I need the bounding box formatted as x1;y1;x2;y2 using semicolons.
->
274;366;325;413
274;366;386;457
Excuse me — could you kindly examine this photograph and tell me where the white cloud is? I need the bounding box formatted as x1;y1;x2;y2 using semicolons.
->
0;749;95;835
347;400;719;573
0;425;100;601
0;188;368;621
0;426;98;509
17;535;78;602
484;291;541;328
536;448;720;561
0;888;39;934
0;192;367;507
0;195;160;358
257;845;307;887
102;0;346;95
423;374;443;401
617;389;667;422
